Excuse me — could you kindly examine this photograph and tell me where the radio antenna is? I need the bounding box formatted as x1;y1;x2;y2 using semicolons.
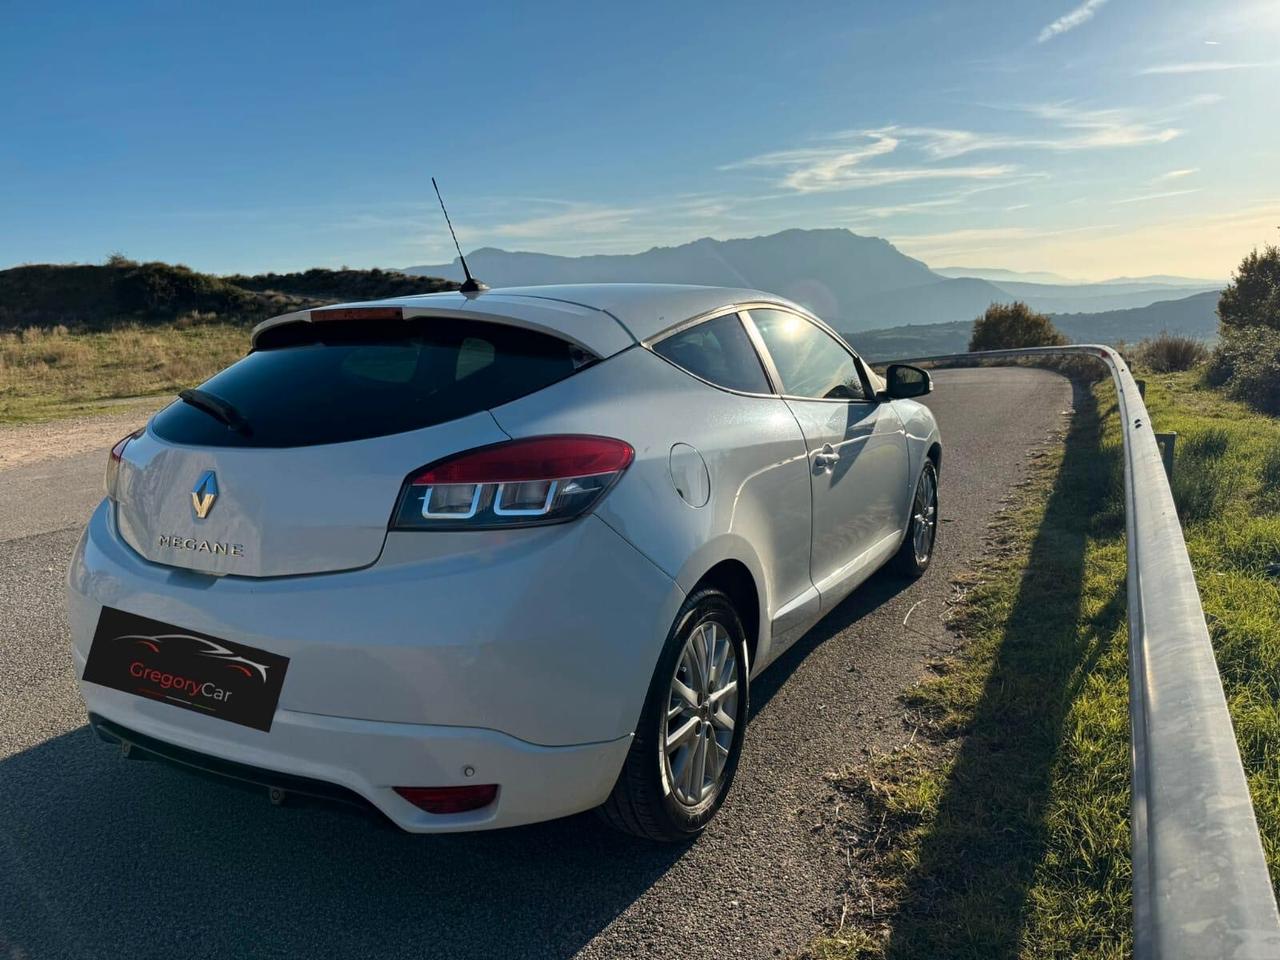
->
431;177;488;294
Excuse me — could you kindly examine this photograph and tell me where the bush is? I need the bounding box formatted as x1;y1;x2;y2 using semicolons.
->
969;301;1067;352
1137;332;1209;372
1219;244;1280;333
1205;325;1280;414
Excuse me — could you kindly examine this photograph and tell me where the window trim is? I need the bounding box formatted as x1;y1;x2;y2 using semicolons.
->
740;307;876;405
643;306;780;398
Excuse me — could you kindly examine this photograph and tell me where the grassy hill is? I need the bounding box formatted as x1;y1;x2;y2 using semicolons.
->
227;267;457;304
0;259;459;422
0;259;459;330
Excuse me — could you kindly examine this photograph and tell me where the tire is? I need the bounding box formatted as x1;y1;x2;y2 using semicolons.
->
891;458;939;578
598;588;750;842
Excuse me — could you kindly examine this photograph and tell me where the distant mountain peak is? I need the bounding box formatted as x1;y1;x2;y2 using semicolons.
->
397;227;1217;333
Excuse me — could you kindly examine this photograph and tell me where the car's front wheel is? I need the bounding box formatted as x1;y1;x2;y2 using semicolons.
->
891;458;939;577
598;588;750;842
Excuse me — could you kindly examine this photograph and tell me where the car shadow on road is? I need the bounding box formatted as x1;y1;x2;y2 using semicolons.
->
877;378;1127;958
0;726;685;960
748;570;918;721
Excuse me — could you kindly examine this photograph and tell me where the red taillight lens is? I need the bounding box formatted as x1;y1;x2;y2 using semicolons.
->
392;435;634;531
104;428;144;500
394;784;498;814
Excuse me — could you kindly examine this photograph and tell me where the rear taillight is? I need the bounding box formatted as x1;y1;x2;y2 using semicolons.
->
391;435;634;530
105;428;144;500
394;784;498;815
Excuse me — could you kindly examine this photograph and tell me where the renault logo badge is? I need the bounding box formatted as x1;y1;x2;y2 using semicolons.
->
191;471;218;519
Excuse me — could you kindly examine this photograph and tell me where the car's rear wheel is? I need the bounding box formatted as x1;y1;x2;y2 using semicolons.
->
598;588;749;842
891;459;939;577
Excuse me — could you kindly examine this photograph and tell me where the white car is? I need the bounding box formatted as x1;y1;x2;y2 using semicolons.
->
68;283;941;841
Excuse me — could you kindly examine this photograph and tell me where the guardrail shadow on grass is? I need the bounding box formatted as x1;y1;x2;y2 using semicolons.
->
879;379;1127;959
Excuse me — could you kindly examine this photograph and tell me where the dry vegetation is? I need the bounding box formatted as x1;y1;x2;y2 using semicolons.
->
0;321;249;423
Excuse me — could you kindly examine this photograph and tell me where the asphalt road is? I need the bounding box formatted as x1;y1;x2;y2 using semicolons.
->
0;367;1073;960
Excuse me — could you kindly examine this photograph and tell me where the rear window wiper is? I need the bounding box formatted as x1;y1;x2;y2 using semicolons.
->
178;388;253;436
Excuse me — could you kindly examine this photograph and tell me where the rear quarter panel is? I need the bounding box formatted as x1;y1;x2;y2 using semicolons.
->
489;347;814;670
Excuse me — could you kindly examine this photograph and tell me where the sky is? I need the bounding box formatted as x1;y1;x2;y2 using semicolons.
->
2;0;1278;280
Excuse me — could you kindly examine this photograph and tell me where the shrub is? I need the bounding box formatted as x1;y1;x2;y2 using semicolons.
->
1137;332;1209;372
969;301;1068;352
1205;325;1280;415
1218;244;1280;334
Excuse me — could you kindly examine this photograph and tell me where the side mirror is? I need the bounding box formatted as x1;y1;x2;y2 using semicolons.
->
884;364;932;400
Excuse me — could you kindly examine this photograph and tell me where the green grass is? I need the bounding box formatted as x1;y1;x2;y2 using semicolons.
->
0;321;250;423
808;367;1280;959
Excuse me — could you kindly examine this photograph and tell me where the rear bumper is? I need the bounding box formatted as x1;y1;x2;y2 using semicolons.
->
81;693;631;832
67;499;679;831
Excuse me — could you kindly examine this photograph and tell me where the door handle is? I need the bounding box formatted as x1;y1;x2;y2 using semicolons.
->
814;444;841;472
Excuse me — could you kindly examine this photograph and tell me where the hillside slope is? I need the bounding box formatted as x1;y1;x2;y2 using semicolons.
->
848;289;1220;361
0;262;458;329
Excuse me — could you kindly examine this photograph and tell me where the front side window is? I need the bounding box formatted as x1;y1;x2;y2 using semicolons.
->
652;312;772;394
749;309;866;401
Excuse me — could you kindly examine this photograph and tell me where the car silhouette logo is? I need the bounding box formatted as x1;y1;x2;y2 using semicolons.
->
191;471;218;519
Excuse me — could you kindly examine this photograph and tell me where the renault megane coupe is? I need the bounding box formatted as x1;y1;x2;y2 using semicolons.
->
68;283;941;841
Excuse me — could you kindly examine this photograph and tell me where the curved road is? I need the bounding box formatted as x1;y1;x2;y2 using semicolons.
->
0;367;1072;960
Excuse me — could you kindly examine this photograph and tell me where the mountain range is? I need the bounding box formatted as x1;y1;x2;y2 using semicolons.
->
402;228;1221;335
850;289;1221;361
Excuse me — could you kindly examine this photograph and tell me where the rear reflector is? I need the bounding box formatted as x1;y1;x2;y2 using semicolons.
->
394;784;498;815
105;427;144;500
310;307;404;322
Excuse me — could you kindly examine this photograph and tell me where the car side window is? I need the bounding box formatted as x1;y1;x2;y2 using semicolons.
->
749;309;867;401
653;312;772;394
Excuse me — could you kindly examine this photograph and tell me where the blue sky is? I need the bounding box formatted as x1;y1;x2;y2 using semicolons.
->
2;0;1277;279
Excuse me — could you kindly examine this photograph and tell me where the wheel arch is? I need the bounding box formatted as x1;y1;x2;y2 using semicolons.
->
690;559;761;670
675;537;769;671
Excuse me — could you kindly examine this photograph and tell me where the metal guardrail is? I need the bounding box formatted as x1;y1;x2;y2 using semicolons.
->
881;346;1280;960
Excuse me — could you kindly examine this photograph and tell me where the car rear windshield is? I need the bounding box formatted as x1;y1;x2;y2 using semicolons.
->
150;317;590;448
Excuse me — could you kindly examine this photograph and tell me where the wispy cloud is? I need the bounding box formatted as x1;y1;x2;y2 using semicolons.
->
1154;168;1198;182
1027;103;1182;148
724;99;1185;195
1139;60;1273;74
1112;188;1201;204
489;204;639;239
831;182;1025;219
1036;0;1110;43
893;106;1179;159
722;131;1016;193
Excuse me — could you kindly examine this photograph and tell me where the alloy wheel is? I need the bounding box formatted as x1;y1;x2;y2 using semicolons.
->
662;619;739;806
912;465;938;564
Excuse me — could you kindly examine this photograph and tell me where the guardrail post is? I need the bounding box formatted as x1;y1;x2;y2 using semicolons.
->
1156;431;1176;482
1136;378;1146;400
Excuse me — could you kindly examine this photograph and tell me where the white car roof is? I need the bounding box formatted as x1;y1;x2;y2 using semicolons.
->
252;283;811;358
